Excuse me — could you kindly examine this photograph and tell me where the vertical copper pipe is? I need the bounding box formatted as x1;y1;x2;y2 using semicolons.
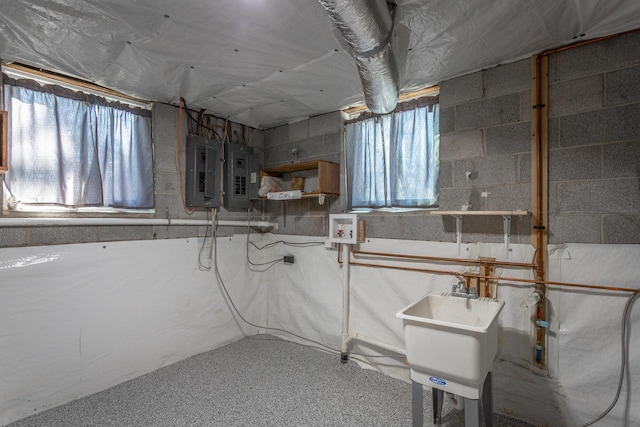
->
531;52;549;370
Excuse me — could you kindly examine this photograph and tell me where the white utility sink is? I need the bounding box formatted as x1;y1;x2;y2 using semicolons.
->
397;293;505;399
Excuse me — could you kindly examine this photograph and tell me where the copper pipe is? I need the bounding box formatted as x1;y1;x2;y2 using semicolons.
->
529;26;640;281
349;261;640;294
464;273;640;294
534;54;543;279
349;261;464;279
540;28;640;57
352;249;536;269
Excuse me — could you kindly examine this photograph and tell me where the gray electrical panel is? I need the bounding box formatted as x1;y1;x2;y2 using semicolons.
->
185;135;221;208
248;153;261;201
223;143;260;209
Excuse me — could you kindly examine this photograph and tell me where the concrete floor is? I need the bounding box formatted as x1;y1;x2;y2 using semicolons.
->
7;336;536;426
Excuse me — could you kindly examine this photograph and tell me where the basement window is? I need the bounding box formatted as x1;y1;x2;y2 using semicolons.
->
1;65;154;214
345;95;439;210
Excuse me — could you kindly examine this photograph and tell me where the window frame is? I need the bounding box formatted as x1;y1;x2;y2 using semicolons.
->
1;64;155;216
344;93;440;212
0;109;7;173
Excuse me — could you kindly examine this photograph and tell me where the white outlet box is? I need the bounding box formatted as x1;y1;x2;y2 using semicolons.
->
329;214;358;244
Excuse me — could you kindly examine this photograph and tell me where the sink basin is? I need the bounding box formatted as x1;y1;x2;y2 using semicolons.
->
397;293;505;399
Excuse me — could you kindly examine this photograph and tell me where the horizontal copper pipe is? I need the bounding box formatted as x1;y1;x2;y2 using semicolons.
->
349;261;464;279
540;28;640;57
466;273;640;294
351;249;536;269
351;261;640;294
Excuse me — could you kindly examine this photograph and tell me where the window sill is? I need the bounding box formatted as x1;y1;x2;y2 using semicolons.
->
349;207;439;214
2;206;156;218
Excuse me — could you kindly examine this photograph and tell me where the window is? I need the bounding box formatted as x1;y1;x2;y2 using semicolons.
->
345;97;439;209
2;67;154;212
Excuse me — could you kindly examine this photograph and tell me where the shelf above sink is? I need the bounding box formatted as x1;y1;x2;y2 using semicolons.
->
430;210;531;257
430;210;530;216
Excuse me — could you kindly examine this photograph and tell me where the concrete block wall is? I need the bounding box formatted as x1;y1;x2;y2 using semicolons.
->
436;31;640;245
261;111;344;236
0;102;263;247
4;30;638;246
350;33;639;245
438;58;532;244
547;31;640;243
152;103;264;237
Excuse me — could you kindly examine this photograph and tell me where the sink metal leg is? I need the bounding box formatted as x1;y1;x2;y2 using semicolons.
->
464;398;481;427
482;372;493;427
412;380;423;427
412;373;492;427
432;388;444;425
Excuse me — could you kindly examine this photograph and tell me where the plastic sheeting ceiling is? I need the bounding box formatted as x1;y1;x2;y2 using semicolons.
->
1;0;640;128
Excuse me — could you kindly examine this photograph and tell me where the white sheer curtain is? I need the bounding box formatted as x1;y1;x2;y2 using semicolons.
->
346;103;439;208
3;77;154;209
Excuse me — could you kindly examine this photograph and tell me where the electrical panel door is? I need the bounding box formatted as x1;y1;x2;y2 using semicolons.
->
223;143;260;209
185;135;221;208
248;153;261;200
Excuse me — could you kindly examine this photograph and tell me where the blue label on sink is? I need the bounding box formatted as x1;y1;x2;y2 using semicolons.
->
429;376;447;386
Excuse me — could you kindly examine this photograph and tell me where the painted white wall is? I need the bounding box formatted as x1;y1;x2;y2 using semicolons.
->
2;234;638;426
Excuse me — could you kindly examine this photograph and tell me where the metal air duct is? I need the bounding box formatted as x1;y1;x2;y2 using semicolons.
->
319;0;399;114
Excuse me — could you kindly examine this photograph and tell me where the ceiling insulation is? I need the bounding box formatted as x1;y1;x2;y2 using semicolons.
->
1;0;639;129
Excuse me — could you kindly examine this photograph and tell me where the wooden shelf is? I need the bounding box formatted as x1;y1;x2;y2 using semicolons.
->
260;160;340;201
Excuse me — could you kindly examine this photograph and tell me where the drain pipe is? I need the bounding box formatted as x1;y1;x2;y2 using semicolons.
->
341;243;351;363
340;244;408;361
0;217;278;228
349;333;406;356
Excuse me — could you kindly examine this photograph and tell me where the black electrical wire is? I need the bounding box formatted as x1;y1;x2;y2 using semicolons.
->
245;221;283;271
578;292;638;427
244;210;300;271
212;218;336;353
212;215;405;360
250;240;325;250
179;97;222;141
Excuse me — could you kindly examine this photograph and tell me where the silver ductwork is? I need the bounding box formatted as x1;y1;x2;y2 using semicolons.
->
319;0;399;114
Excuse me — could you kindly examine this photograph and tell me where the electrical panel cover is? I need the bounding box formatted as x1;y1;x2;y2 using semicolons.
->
185;135;221;208
223;143;260;209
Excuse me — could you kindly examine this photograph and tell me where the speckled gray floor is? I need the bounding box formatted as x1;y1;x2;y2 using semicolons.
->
7;336;535;427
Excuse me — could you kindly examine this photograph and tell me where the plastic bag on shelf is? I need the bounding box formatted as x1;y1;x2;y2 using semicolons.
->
258;175;284;197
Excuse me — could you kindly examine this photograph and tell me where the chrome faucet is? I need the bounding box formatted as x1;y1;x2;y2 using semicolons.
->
451;281;478;299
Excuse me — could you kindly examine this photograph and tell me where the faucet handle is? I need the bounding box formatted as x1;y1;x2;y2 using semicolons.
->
453;281;467;293
452;281;463;292
468;287;478;297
